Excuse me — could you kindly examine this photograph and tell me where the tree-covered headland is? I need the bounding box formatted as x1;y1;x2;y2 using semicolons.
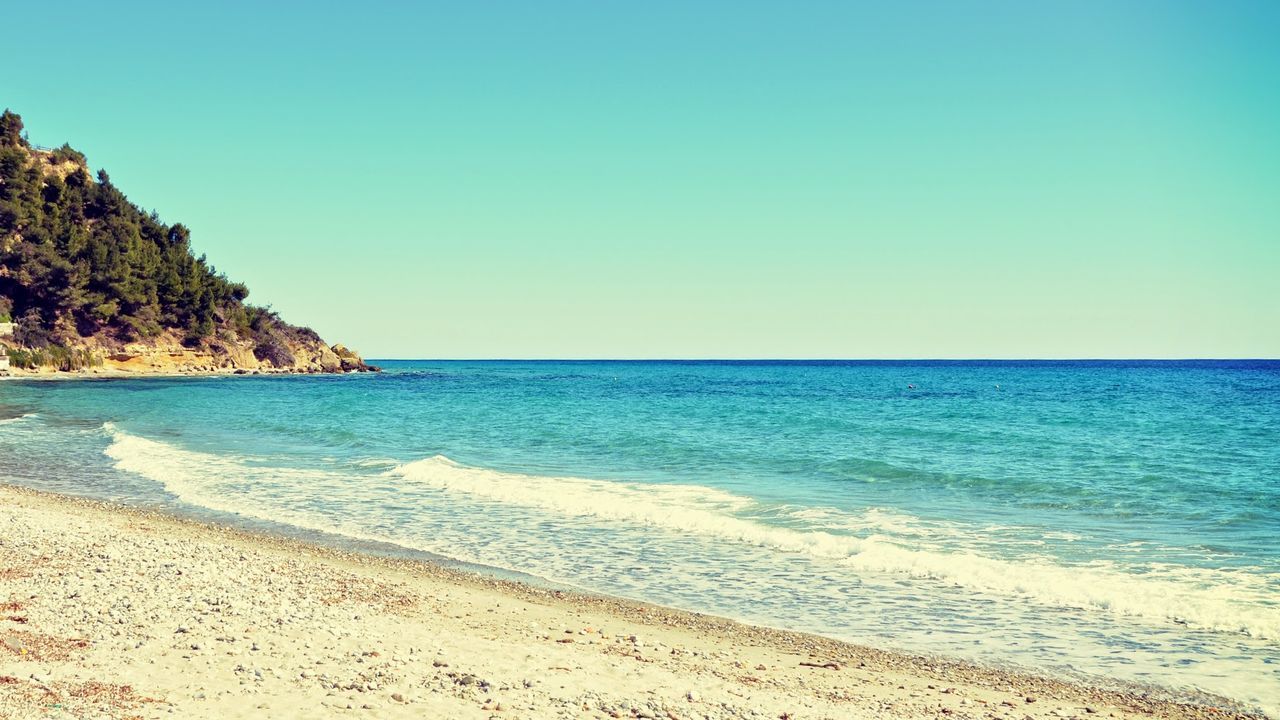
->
0;110;369;373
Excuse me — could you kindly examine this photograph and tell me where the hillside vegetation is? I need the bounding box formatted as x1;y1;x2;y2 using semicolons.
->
0;110;371;374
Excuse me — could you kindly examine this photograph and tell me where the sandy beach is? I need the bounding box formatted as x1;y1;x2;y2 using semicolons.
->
0;485;1263;720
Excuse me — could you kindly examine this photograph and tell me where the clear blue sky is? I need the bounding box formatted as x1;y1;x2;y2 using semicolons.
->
7;1;1279;358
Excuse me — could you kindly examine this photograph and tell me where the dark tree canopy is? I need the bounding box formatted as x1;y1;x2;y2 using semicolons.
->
0;110;26;149
0;109;295;355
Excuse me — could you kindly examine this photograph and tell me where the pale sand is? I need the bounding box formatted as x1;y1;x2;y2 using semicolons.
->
0;486;1263;720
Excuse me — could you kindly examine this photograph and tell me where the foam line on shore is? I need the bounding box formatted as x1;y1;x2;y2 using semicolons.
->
389;454;1280;640
102;423;1280;641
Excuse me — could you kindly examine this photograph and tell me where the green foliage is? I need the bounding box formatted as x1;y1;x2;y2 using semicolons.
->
0;110;25;148
44;344;102;371
5;344;101;370
13;309;51;348
50;143;86;165
6;347;35;368
0;110;283;351
253;338;295;368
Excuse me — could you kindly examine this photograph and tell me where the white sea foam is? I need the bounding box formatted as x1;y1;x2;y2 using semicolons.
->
0;412;37;425
388;454;1280;640
788;505;965;539
391;455;851;554
100;423;458;563
103;423;332;513
102;424;1280;642
838;543;1280;639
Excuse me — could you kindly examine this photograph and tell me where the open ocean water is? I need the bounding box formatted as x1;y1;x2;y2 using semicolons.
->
1;360;1277;713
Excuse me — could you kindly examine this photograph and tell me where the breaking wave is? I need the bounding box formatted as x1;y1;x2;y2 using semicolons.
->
389;454;1280;640
103;423;1280;641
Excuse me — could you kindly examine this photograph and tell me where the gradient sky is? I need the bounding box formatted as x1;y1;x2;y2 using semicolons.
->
6;1;1279;358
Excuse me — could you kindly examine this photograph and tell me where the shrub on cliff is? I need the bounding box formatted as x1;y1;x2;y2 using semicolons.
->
6;347;35;369
0;110;24;148
50;143;86;166
5;344;99;370
253;338;295;368
43;344;100;371
13;309;51;348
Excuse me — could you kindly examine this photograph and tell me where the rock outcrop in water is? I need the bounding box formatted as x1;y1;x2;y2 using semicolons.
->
0;110;375;375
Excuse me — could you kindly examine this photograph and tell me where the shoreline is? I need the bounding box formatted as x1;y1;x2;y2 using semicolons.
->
0;366;369;381
0;484;1266;719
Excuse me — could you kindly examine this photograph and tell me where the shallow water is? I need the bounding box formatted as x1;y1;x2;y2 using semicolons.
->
1;360;1277;713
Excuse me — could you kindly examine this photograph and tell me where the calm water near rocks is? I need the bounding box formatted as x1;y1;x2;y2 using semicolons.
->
2;360;1277;713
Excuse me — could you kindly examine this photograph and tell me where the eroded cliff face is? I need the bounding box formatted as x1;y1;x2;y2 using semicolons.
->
112;334;370;374
1;322;376;377
84;330;373;375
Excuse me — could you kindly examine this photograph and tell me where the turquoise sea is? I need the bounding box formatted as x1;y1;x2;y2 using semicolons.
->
1;360;1277;713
